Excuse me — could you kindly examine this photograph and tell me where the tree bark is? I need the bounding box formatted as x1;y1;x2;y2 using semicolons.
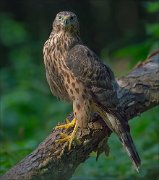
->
1;50;159;180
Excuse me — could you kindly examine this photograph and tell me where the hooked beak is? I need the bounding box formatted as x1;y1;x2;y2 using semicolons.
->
63;16;69;25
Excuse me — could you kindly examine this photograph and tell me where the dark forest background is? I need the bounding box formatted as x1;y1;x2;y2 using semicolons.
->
0;0;159;179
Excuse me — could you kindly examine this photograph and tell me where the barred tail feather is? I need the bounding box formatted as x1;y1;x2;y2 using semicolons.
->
119;131;141;172
105;112;141;171
94;105;141;171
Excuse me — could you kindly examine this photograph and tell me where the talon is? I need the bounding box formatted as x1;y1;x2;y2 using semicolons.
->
55;118;76;130
65;118;70;124
55;118;79;150
56;135;71;143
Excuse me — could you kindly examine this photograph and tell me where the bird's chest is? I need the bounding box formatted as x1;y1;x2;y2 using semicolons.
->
44;43;69;100
45;50;84;102
44;36;83;102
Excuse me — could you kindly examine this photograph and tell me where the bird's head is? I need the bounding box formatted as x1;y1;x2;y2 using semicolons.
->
53;11;79;34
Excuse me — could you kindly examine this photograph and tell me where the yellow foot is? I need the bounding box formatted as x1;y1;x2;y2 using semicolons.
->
55;118;76;130
56;119;78;150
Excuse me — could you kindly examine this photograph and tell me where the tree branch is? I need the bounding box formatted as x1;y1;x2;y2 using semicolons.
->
1;50;159;180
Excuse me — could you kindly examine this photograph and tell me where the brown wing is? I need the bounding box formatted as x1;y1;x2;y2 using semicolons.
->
66;44;119;109
66;45;141;170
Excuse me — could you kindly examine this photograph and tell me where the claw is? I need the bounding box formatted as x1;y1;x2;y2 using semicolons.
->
55;118;78;150
55;118;76;130
56;134;71;143
65;118;70;124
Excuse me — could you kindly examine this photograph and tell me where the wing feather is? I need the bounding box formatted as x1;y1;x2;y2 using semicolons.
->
66;45;141;169
66;44;119;108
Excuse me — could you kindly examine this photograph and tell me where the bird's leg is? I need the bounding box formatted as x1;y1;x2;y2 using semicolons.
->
55;118;76;130
55;118;78;150
55;97;89;150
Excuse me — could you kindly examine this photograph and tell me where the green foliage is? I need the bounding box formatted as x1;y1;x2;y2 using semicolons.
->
103;1;159;67
146;2;159;13
0;13;29;47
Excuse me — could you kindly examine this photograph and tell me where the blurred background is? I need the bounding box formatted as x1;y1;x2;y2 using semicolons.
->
0;0;159;179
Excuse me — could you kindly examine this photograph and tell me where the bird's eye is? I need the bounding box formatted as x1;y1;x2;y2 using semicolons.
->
70;16;74;20
58;16;62;20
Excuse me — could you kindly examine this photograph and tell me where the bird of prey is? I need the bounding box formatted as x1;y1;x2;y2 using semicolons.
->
43;11;140;170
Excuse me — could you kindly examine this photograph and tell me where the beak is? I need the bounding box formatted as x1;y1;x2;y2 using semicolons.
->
63;16;69;25
63;16;69;20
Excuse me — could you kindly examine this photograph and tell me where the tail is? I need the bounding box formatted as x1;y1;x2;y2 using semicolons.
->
93;104;141;171
119;131;141;172
106;112;141;171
